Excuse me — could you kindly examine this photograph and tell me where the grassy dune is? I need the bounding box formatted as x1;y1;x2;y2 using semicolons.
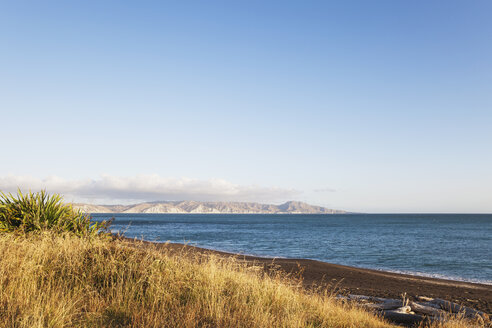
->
0;232;399;328
0;192;484;327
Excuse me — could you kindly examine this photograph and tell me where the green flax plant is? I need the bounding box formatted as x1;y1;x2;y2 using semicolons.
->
0;190;110;236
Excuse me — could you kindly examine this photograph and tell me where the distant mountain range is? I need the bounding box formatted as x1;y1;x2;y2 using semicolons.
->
72;201;346;214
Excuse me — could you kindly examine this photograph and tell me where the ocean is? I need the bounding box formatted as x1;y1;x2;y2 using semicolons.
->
92;213;492;284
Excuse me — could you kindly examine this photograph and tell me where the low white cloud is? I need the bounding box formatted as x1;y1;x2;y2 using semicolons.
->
0;175;300;204
313;188;337;193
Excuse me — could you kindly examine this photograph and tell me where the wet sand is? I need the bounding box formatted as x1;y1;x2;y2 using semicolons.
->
122;238;491;314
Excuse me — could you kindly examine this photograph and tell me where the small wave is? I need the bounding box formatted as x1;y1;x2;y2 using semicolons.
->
371;268;492;285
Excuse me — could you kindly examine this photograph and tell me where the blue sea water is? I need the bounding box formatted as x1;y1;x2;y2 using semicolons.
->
92;213;492;284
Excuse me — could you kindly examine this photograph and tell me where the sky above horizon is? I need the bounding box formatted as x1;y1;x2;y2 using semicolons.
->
1;1;491;213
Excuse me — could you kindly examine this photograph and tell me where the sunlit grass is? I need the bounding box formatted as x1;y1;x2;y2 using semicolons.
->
0;232;400;327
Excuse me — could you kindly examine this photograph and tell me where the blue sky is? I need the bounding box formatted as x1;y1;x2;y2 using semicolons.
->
1;1;491;212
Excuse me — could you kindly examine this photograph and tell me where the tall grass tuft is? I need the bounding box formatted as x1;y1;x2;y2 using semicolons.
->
0;190;109;236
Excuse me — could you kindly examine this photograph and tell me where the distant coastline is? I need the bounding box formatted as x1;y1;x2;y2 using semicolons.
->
73;200;346;214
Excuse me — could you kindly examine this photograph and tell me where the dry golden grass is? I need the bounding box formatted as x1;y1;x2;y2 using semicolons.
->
0;233;485;328
423;320;487;328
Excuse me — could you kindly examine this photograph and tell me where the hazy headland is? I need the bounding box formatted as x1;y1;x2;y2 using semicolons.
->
73;200;347;214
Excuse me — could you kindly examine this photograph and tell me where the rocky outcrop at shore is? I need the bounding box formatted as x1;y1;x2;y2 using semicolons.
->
72;200;346;214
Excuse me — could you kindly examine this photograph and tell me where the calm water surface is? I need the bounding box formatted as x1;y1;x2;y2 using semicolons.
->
93;214;492;284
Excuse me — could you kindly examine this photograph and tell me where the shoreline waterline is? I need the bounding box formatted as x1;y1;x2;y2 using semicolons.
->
125;236;492;287
94;213;492;283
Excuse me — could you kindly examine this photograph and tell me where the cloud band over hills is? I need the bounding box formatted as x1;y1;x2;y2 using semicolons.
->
0;175;300;204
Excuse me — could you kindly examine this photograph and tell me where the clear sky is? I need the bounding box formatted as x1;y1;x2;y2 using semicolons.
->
1;1;491;212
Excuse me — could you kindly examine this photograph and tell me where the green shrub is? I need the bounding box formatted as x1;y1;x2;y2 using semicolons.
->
0;190;110;236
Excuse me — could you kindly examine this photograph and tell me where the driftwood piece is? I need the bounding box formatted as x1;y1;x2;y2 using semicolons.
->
417;296;434;302
459;307;487;320
419;301;441;310
381;311;424;325
347;294;399;303
363;300;404;310
432;298;463;312
410;301;446;316
347;294;372;301
341;294;489;325
431;298;489;320
372;296;399;303
335;295;349;301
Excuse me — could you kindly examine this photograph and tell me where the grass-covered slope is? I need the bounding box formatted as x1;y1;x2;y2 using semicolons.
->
0;233;398;328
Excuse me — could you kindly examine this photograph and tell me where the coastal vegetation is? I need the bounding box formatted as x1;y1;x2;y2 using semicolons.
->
0;191;485;327
0;190;109;236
